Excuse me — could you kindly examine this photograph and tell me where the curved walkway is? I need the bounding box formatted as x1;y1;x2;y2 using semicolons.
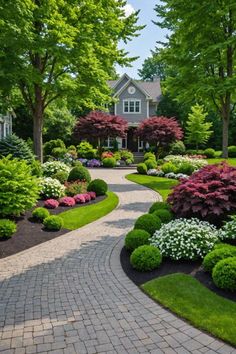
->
0;169;235;354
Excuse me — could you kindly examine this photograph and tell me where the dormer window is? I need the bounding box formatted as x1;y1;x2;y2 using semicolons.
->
123;99;141;114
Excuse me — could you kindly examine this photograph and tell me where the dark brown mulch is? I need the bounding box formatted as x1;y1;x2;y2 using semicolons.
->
0;196;106;259
120;246;236;302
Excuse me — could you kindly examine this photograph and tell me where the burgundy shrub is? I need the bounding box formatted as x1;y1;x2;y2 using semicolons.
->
168;163;236;224
83;193;91;202
74;194;86;204
44;199;59;209
87;191;96;200
136;116;183;147
59;197;76;207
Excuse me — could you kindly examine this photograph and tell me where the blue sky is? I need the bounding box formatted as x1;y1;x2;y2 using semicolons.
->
117;0;167;79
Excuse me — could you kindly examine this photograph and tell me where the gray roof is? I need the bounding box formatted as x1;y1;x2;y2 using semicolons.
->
107;74;162;102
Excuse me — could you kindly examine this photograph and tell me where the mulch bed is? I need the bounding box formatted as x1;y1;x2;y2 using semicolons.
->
0;196;105;259
120;246;236;302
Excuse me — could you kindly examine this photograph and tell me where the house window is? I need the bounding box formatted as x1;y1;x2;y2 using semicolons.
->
123;99;141;114
103;137;115;149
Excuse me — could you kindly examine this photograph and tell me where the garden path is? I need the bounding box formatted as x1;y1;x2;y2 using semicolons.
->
0;169;235;354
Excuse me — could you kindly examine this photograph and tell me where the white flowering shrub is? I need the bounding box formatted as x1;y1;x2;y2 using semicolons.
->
218;219;236;241
39;177;65;198
150;218;219;260
164;155;207;170
147;169;164;177
42;161;70;177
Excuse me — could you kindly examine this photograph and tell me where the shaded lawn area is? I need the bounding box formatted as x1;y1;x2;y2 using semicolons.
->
60;191;119;230
126;174;178;200
142;273;236;347
207;158;236;166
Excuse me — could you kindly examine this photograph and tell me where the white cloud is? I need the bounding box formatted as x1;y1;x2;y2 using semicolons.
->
124;3;135;17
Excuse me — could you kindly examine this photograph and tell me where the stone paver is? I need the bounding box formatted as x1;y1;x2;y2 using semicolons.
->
0;169;235;353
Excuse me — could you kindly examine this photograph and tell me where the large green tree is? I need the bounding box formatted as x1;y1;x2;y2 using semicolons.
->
0;0;142;161
138;49;167;81
155;0;236;157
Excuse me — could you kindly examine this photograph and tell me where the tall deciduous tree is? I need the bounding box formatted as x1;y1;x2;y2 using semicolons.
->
0;0;142;161
185;104;213;150
155;0;236;157
138;49;167;81
74;111;128;146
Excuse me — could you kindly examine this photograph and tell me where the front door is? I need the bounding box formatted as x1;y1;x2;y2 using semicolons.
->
127;128;138;152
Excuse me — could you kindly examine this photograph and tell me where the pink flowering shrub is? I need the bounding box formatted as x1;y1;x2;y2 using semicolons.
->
59;197;75;207
87;191;96;200
74;194;86;204
168;163;236;224
83;193;91;202
44;199;59;209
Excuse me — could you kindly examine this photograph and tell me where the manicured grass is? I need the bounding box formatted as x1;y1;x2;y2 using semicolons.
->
59;191;119;230
126;173;177;200
207;158;236;166
142;273;236;346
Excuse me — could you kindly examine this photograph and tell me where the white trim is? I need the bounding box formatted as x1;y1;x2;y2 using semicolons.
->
123;99;141;114
112;73;130;90
114;103;117;115
114;78;151;99
138;137;144;152
147;101;149;118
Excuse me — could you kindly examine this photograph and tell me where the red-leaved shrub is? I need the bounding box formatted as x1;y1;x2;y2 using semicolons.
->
87;191;96;200
168;163;236;224
83;193;91;202
44;199;59;209
59;197;76;207
74;194;86;204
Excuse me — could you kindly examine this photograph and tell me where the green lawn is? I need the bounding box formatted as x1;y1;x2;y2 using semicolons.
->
142;273;236;346
59;191;119;230
126;173;178;200
207;158;236;166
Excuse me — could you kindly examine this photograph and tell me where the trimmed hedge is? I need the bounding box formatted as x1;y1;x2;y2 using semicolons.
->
43;215;64;231
137;163;147;175
203;247;236;273
32;207;50;222
153;209;173;223
0;219;17;239
67;166;91;183
125;229;150;252
134;214;162;235
212;257;236;291
130;245;162;271
149;201;171;214
87;179;108;196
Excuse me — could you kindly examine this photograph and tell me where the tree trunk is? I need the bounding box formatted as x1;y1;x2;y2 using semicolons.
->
33;85;44;162
221;92;231;159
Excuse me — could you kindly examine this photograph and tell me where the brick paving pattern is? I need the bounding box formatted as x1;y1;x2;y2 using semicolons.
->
0;169;235;353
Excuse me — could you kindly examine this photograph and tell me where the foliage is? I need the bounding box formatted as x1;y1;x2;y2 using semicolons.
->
102;157;116;168
74;111;128;144
87;159;102;168
59;197;76;207
218;219;236;241
149;201;171;214
125;229;151;252
43;215;64;231
164;155;207;170
51;147;67;159
212;257;236;292
52;171;68;184
170;141;186;155
151;218;218;260
134;214;162;236
168;163;236;224
102;151;114;159
30;160;42;177
39;177;65;199
161;162;178;174
44;199;59;209
120;150;134;163
87;191;96;200
144;152;156;161
142;273;236;346
68;166;91;183
83;193;91;202
74;194;86;204
44;139;66;157
0;156;39;217
145;159;157;170
137;163;147;175
153;209;173;223
87;179;108;196
185;105;213;149
32;207;50;222
130;245;162;272
64;181;86;197
0;219;17;239
138;48;166;81
0;134;34;162
136;116;183;149
203;247;236;273
204;148;215;158
228;146;236;158
77;142;97;159
42;161;70;178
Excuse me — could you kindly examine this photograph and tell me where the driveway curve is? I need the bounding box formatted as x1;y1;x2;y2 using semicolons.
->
0;169;235;354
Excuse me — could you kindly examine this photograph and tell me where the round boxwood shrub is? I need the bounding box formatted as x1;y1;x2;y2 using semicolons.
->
204;148;215;158
144;152;156;161
125;229;151;252
212;257;236;291
203;247;236;273
43;139;66;156
214;243;236;251
52;171;69;184
32;207;50;222
87;179;108;196
149;201;171;214
134;214;162;235
228;146;236;158
67;166;91;183
145;159;157;170
102;157;116;168
170;141;186;155
0;219;17;239
0;134;34;162
137;163;147;175
153;209;173;223
130;245;162;271
43;215;64;231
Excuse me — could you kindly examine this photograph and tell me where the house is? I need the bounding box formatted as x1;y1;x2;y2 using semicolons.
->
107;73;162;152
0;112;12;140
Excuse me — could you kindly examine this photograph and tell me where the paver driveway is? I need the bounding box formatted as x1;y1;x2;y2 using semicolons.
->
0;169;235;354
